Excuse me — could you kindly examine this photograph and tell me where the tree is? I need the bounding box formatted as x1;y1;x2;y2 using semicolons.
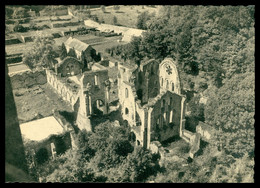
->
13;24;28;32
101;5;106;13
204;72;255;158
67;48;77;58
60;43;67;60
118;146;160;182
23;32;56;70
136;11;155;30
88;122;133;169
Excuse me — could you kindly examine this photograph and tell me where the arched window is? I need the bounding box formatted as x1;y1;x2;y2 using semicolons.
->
172;82;174;91
125;108;129;115
125;88;128;98
138;72;142;84
166;80;169;89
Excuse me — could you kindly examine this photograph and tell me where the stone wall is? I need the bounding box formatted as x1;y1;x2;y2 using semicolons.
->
46;69;80;108
5;38;21;45
10;70;47;89
148;91;182;143
196;122;217;143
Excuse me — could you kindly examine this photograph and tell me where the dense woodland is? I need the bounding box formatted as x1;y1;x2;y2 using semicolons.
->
9;5;255;183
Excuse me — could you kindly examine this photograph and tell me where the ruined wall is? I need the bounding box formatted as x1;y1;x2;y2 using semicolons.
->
82;69;109;108
137;59;160;101
159;58;181;95
57;57;83;77
10;70;47;89
46;69;79;108
26;132;71;165
149;92;183;143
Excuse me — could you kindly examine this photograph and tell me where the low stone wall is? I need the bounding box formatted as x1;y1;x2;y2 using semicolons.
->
46;69;80;107
10;70;47;89
5;38;22;45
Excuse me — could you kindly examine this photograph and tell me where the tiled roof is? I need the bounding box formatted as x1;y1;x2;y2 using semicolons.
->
64;37;91;52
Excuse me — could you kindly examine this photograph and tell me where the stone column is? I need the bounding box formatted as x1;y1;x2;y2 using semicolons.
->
179;96;186;137
103;80;111;115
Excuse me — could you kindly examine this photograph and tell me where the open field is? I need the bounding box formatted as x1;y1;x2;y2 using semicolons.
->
5;42;34;55
90;5;159;28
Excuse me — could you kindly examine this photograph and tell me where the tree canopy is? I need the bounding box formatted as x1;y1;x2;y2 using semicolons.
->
23;32;57;70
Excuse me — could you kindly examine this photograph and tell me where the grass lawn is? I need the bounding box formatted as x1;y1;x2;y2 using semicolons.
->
13;83;73;124
5;42;34;55
90;5;159;28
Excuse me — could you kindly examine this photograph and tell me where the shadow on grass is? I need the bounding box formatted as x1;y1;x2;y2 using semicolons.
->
161;135;181;147
195;140;209;157
90;114;110;131
59;110;80;133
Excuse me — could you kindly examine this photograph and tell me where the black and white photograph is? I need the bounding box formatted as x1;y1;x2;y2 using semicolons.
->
5;5;255;183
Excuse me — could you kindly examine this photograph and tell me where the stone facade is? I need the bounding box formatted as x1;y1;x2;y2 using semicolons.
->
46;62;110;132
117;58;186;149
56;56;83;77
76;68;110;131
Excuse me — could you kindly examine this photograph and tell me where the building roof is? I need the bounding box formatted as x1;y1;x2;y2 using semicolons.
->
64;37;91;52
19;116;64;142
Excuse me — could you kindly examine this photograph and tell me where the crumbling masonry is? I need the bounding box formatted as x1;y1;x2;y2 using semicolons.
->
117;58;187;149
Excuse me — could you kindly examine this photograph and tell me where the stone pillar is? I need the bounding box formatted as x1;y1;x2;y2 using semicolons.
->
50;143;57;159
179;96;186;137
103;80;111;115
88;95;92;115
146;108;153;149
143;110;149;149
69;131;77;150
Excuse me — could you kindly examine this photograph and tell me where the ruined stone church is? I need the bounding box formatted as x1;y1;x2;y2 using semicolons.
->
46;54;187;151
117;58;186;149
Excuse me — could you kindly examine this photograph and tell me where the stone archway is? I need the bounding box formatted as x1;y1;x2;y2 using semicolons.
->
92;99;105;115
123;120;129;127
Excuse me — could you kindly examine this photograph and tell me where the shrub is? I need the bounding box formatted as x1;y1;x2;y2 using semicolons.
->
13;24;28;32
